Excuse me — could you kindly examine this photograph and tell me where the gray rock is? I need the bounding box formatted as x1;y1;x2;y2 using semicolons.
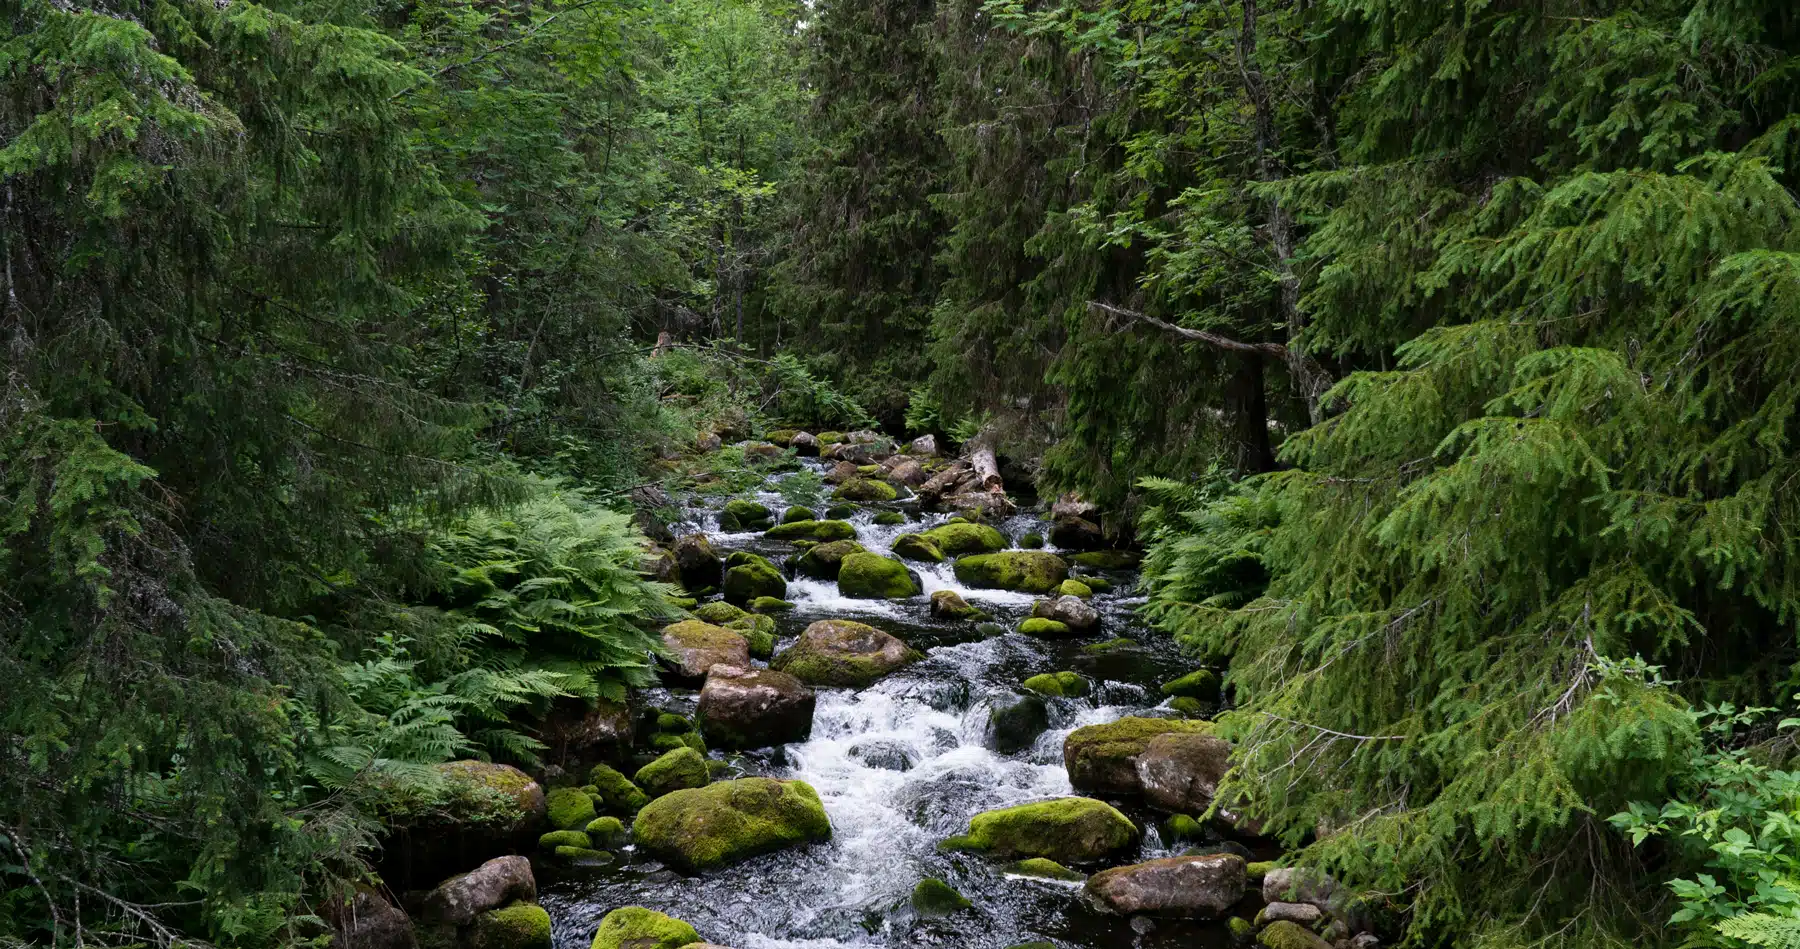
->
1084;854;1244;918
1136;731;1232;813
1263;866;1340;909
698;665;816;749
1260;901;1323;925
1351;935;1382;949
790;432;820;455
325;885;416;949
674;533;722;590
660;621;751;683
908;434;939;456
1032;595;1100;632
419;856;535;927
988;694;1049;755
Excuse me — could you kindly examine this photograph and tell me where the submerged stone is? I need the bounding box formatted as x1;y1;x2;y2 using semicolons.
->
989;694;1049;754
631;777;831;873
911;878;972;916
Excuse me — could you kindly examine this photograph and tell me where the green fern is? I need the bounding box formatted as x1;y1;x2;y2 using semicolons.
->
1718;914;1800;949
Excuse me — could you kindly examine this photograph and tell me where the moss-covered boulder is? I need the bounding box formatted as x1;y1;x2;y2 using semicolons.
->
546;787;598;830
584;816;626;848
1011;858;1085;882
1070;550;1140;571
766;429;799;446
954;552;1069;594
719;499;773;532
673;533;723;591
538;829;590;850
921;522;1007;555
766;519;858;542
723;555;787;605
1018;618;1073;638
874;510;906;525
929;589;985;620
834;478;899;502
428;761;548;835
749;596;794;612
728;614;776;659
589;907;700;949
891;533;944;563
1018;533;1045;549
660;621;750;683
825;503;857;520
1161;669;1222;702
794;539;866;580
1031;595;1100;632
941;797;1137;865
698;666;816;749
1257;920;1332;949
782;505;816;523
772;619;920;687
1063;717;1213;797
1022;671;1088;698
837;552;919;599
469;903;552;949
693;601;748;625
1085;853;1245;919
911;878;972;916
634;747;710;798
587;763;650;815
989;694;1049;754
631;777;831;873
1058;579;1094;598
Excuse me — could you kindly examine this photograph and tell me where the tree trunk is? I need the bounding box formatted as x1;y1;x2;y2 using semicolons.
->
1226;352;1277;472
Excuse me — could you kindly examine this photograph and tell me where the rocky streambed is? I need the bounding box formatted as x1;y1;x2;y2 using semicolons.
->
365;432;1381;949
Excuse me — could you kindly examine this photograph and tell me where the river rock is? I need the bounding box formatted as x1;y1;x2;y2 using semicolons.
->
1257;921;1332;949
546;786;597;830
1084;854;1244;918
911;878;972;917
1262;867;1340;909
1064;717;1214;797
660;620;750;683
765;519;858;542
930;589;984;620
1022;671;1088;698
908;434;939;456
723;552;787;604
834;478;898;502
1031;595;1099;632
468;903;551;949
589;907;700;949
849;739;918;771
695;432;722;452
698;666;816;749
795;539;866;579
1259;902;1324;925
1049;516;1106;550
588;763;650;815
673;534;722;590
888;458;928;486
772;619;920;687
719;499;773;532
954;552;1068;594
836;552;919;598
632;778;832;873
892;533;944;562
825;459;861;483
419;856;536;927
325;885;416;949
634;746;709;798
921;522;1007;555
1161;668;1222;701
989;694;1049;754
1136;731;1232;813
942;797;1138;865
790;432;820;456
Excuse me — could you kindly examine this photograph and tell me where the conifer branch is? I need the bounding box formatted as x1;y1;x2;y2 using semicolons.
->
1086;300;1286;356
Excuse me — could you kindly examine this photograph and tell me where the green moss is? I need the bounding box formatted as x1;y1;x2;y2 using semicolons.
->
766;429;799;445
1070;550;1140;570
765;519;858;542
834;478;899;502
635;747;709;798
1169;696;1207;717
1018;618;1071;637
1161;668;1222;700
1010;858;1085;882
816;431;845;445
1065;717;1211;761
631;777;832;872
693;601;748;625
794;539;866;579
874;510;906;525
553;845;613;863
1164;814;1204;841
665;595;698;609
1018;533;1045;549
723;556;786;605
856;464;883;476
750;596;794;612
681;732;707;753
1058;579;1093;598
589;907;700;949
1228;916;1257;942
837;552;918;598
1258;920;1331;949
891;534;944;562
538;829;591;850
1081;576;1112;592
588;763;650;815
585;815;625;847
546;786;597;830
1022;671;1088;697
920;522;1007;555
470;903;552;949
911;878;972;916
782;505;816;523
719;499;773;532
650;734;688;753
656;713;693;734
1082;637;1138;654
954;552;1069;594
943;797;1137;864
825;504;856;519
1245;860;1277;880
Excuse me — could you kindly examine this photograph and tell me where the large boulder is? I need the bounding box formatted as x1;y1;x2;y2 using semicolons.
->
891;533;944;563
468;903;552;949
989;694;1049;754
632;778;832;873
324;885;416;949
719;499;773;532
634;746;710;798
1031;595;1100;632
930;589;984;620
765;519;858;542
824;460;860;484
1136;732;1232;814
660;620;750;683
942;797;1138;865
378;761;545;888
673;534;723;590
589;907;699;949
1048;516;1106;551
1064;718;1214;797
834;478;899;502
920;522;1007;556
419;856;536;927
722;552;787;605
772;620;920;687
954;552;1069;594
888;458;927;487
698;666;816;749
795;539;866;579
836;552;919;599
1084;854;1245;918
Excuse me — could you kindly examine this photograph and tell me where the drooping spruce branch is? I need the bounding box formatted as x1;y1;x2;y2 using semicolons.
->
1087;299;1333;419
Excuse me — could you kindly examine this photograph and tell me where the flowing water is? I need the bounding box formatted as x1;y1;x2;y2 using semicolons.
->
539;460;1251;948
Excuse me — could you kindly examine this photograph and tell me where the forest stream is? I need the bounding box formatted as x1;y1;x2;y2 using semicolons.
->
537;455;1258;948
